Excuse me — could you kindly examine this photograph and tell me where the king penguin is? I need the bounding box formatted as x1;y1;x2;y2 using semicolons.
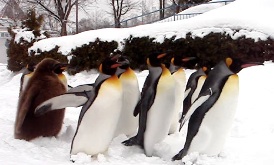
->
19;62;36;96
168;55;187;134
122;52;176;157
172;57;262;161
14;58;68;141
35;55;127;158
114;55;140;137
179;66;209;131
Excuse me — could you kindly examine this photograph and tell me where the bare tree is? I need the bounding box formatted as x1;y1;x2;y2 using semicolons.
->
26;0;95;36
171;0;187;13
171;0;210;13
26;0;76;36
109;0;139;28
159;0;166;20
78;10;111;32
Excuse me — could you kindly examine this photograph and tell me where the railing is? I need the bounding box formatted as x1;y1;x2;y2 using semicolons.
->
117;0;235;28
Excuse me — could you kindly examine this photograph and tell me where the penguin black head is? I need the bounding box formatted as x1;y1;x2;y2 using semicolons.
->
117;55;130;69
53;63;68;74
226;57;263;73
35;58;66;74
175;56;198;69
26;62;36;72
99;55;123;75
147;52;167;67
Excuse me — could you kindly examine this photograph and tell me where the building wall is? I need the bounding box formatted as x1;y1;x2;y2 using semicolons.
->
0;31;9;64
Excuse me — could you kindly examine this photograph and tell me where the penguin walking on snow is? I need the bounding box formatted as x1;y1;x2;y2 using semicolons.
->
168;56;187;134
179;66;209;131
15;58;68;141
35;55;127;158
122;52;176;157
114;55;140;137
172;57;262;161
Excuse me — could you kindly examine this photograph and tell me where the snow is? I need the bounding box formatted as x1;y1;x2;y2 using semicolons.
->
157;0;232;23
1;0;274;164
29;0;274;56
13;28;47;44
1;62;274;164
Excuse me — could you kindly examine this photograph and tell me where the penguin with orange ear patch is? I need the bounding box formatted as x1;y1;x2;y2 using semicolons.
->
15;58;68;141
35;55;127;158
114;55;140;137
123;52;176;157
179;66;210;131
19;62;36;96
173;57;263;161
167;55;187;134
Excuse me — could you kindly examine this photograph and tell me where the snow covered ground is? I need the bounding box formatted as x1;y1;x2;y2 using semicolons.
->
0;62;274;165
1;0;274;164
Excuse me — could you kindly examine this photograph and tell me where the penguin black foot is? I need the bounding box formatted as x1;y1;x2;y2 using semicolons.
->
172;153;183;161
122;136;140;146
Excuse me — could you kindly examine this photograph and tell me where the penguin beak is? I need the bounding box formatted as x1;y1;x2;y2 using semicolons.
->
157;53;167;59
111;63;122;68
182;57;196;62
241;62;264;68
59;63;69;71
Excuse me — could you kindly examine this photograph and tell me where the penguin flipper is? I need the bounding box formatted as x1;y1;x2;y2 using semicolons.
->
15;90;37;134
133;76;156;116
35;91;90;116
133;100;141;116
67;84;94;93
179;89;212;131
184;88;191;99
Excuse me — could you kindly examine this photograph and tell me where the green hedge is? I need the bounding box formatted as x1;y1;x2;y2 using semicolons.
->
7;31;274;74
68;38;118;75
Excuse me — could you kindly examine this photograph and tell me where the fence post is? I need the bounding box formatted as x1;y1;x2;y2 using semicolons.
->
174;4;176;21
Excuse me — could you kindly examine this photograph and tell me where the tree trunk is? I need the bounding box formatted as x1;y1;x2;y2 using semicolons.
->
159;0;165;20
60;22;67;36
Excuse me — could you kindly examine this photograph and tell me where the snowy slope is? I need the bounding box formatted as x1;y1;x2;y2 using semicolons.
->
29;0;274;56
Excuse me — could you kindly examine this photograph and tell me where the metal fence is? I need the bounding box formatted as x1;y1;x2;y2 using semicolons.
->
118;0;235;28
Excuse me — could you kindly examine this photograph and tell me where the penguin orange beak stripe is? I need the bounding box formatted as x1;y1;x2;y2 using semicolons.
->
157;53;166;59
60;64;69;71
111;63;122;68
182;57;196;62
60;66;67;70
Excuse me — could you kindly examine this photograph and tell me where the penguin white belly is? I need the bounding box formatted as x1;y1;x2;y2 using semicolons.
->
144;74;176;156
71;79;122;156
22;73;33;92
169;69;186;134
188;75;239;156
115;74;140;137
191;76;206;103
